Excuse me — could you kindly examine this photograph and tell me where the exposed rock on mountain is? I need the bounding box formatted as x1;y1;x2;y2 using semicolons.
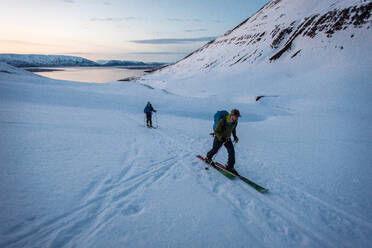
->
154;0;371;75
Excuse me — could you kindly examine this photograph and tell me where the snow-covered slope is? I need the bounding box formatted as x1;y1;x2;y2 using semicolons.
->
0;54;98;67
138;0;372;117
1;49;372;247
143;0;371;80
1;0;372;247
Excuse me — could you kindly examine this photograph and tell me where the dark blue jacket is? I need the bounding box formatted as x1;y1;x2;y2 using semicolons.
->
144;104;156;115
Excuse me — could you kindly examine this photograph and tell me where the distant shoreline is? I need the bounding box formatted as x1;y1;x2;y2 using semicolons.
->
119;66;160;70
23;65;162;73
24;68;65;72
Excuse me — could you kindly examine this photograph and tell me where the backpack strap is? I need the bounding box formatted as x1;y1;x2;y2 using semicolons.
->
221;114;228;130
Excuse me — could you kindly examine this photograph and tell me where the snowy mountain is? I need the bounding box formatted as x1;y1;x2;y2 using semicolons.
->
0;54;99;67
145;0;371;78
1;0;372;247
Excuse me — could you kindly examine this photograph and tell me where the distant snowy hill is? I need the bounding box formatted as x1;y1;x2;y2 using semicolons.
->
0;54;98;67
0;54;166;68
97;60;166;67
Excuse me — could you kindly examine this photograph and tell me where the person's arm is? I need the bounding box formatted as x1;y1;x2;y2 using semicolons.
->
232;123;239;142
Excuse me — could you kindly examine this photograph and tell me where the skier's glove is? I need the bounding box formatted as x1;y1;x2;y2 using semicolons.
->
234;137;239;143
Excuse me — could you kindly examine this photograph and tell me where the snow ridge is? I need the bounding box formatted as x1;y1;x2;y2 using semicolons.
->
153;0;371;76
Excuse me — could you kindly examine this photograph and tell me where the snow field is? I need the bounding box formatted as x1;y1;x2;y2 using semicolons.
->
1;60;372;247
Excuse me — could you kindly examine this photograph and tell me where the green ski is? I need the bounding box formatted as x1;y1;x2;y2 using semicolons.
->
196;155;268;193
196;155;235;179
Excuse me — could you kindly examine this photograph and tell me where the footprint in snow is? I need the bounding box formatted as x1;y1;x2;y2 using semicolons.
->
121;203;144;216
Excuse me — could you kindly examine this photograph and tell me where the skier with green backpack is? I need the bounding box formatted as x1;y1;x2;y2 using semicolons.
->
205;109;241;174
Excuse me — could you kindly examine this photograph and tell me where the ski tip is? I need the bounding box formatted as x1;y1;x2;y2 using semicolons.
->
196;155;204;159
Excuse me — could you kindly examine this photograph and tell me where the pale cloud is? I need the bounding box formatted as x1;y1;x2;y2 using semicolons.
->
184;29;208;32
166;18;203;23
91;17;137;22
0;39;59;47
60;52;88;55
131;37;216;44
128;52;188;55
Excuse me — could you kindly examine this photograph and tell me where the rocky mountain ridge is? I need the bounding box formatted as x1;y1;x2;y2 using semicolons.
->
155;0;371;75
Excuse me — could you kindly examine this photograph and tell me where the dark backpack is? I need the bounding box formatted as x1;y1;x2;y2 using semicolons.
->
213;110;229;130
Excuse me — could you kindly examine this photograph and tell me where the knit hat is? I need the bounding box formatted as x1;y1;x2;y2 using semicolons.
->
231;109;241;117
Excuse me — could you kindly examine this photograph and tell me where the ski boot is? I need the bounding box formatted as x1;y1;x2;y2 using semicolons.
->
226;166;239;176
205;157;213;164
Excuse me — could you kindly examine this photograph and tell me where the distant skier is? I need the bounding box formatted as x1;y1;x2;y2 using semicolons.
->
144;102;157;128
206;109;241;174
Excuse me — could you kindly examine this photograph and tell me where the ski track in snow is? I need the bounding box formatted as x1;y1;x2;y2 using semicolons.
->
2;106;372;248
135;115;370;247
1;111;199;247
135;116;372;248
1;53;372;246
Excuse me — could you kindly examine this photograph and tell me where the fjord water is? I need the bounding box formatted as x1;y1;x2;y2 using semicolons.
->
34;66;147;83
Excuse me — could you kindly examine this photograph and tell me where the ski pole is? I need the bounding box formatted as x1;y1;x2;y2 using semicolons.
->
155;112;159;128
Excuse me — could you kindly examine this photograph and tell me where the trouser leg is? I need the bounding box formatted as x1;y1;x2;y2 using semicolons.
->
207;137;224;159
224;140;235;169
146;114;152;127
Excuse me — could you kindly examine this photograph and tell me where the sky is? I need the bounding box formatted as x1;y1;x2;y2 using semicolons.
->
0;0;270;63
